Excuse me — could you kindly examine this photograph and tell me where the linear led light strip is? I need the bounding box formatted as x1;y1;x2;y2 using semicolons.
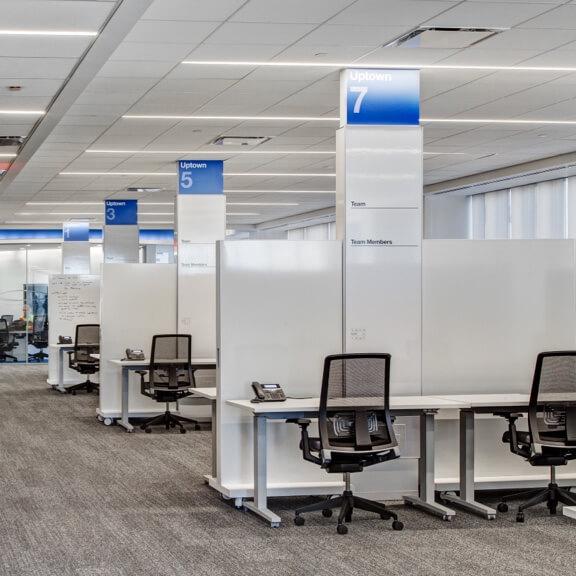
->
86;148;469;156
0;30;97;36
182;59;576;73
60;172;336;177
121;114;576;126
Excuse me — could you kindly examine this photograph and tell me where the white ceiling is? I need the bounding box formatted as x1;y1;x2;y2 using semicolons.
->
3;0;576;227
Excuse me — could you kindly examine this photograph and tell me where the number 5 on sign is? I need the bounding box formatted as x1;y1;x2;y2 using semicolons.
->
180;171;193;189
350;86;368;114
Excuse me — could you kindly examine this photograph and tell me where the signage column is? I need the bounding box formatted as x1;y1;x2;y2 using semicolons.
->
176;160;226;358
337;68;423;393
62;221;91;274
103;199;139;263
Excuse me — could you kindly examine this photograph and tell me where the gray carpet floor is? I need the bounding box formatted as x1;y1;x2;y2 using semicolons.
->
1;366;576;576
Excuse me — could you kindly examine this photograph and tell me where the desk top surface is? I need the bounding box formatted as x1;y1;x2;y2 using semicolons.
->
437;393;530;408
50;343;75;348
191;387;217;400
227;395;471;414
109;358;216;367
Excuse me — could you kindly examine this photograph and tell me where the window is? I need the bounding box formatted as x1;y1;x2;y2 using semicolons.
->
470;177;569;240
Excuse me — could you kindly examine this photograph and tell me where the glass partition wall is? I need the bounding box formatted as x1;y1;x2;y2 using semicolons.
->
0;244;61;364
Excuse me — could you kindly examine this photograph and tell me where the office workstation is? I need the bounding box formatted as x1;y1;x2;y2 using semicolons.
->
3;1;576;575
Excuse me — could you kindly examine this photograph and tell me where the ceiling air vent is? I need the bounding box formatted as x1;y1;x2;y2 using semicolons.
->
0;136;24;147
212;136;271;147
385;27;505;49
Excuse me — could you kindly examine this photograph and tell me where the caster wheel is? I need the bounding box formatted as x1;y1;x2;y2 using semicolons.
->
170;422;176;428
322;509;333;518
497;503;508;513
392;520;404;531
294;515;305;526
97;415;104;423
180;428;186;434
549;506;557;516
516;512;525;523
404;500;413;507
71;391;76;396
103;418;113;426
144;428;152;434
336;524;348;535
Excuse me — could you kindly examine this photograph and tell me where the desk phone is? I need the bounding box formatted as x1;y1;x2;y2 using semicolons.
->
124;349;145;361
251;382;286;403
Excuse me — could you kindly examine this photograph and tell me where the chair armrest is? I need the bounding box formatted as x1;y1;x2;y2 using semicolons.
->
287;418;321;465
499;413;531;459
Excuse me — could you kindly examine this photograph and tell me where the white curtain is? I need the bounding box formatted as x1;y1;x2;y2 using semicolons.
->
510;185;536;239
484;189;509;240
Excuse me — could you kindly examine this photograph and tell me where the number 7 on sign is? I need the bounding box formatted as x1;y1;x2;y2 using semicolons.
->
350;86;368;114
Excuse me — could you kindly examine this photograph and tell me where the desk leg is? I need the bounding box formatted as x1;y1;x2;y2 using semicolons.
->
117;367;134;433
442;410;496;519
211;400;217;478
56;348;67;393
243;415;281;527
404;411;456;520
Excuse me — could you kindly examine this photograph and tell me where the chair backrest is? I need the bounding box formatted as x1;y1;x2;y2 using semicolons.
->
33;315;47;336
529;352;576;448
73;324;100;363
1;315;13;325
149;334;194;389
318;354;398;454
0;319;8;345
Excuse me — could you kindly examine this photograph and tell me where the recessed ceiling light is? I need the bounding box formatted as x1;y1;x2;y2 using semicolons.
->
0;153;17;158
227;172;335;177
122;114;338;122
226;189;335;194
226;212;260;216
26;202;101;206
181;59;576;73
126;187;164;192
0;30;97;37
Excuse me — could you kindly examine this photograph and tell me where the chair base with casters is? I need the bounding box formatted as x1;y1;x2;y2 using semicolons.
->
67;377;99;395
500;414;576;522
289;417;404;535
294;473;403;535
497;466;576;522
0;352;17;362
29;349;48;362
140;402;200;434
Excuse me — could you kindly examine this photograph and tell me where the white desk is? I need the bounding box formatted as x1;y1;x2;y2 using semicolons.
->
49;343;76;393
437;394;531;519
227;395;470;527
107;359;217;432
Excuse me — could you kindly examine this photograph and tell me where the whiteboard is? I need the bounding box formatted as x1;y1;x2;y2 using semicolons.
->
48;274;100;342
423;240;576;394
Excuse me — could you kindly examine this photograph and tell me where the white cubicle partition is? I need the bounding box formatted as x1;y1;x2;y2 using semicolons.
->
98;264;177;419
214;240;343;498
423;240;576;395
47;274;100;387
423;240;576;487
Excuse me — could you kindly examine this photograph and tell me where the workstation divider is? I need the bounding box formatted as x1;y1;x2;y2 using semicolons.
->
97;263;177;424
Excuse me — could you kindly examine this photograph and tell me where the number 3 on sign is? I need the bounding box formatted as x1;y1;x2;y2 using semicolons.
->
350;86;368;114
106;207;115;221
180;171;193;189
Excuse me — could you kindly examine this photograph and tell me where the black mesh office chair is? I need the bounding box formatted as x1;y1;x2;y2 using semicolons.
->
499;351;576;522
67;324;100;394
137;334;198;434
0;319;17;362
28;315;49;362
289;353;403;534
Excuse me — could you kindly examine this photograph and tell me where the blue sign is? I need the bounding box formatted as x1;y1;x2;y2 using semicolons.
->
346;69;419;126
63;221;89;242
178;160;223;194
105;199;138;225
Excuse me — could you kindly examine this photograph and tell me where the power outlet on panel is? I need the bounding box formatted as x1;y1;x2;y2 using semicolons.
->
393;423;407;452
350;328;366;341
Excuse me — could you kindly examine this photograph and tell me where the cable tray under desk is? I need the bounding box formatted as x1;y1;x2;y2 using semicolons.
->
208;477;345;499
